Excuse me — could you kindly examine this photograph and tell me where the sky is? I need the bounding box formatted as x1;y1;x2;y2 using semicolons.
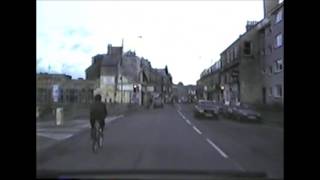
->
36;0;264;85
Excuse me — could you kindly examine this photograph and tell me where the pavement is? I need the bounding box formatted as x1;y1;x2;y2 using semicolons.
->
37;115;124;153
37;103;283;179
37;103;141;122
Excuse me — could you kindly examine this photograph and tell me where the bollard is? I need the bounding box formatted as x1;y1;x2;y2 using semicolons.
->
56;107;64;126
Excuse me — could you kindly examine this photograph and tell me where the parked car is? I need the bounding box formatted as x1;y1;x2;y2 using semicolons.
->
219;103;236;119
193;100;219;119
153;95;164;108
232;104;262;122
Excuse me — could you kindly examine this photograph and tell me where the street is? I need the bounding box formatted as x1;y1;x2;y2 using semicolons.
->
37;104;283;179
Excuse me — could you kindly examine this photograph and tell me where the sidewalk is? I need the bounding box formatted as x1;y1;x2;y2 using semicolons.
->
36;115;125;153
36;103;144;153
37;103;143;122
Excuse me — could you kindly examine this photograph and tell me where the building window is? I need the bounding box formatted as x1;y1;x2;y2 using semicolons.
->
276;9;283;23
243;41;251;55
275;33;283;48
274;85;282;98
274;59;283;72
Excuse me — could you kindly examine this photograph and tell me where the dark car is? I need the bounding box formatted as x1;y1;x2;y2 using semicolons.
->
194;100;219;119
233;104;262;122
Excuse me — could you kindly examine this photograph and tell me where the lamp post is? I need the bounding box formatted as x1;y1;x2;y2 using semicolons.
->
120;76;123;104
220;85;225;103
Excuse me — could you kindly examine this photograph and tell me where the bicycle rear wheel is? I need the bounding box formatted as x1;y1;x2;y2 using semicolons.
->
92;139;98;153
92;122;100;153
98;128;103;148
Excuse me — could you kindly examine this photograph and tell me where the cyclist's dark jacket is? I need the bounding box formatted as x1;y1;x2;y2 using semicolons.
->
90;101;107;128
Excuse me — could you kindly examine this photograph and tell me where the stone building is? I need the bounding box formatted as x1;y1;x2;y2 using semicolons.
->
197;0;283;109
85;44;173;106
36;73;96;106
259;0;284;107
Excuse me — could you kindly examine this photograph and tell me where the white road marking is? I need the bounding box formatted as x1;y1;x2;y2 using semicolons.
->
178;110;188;121
37;132;73;140
206;138;229;158
232;160;245;171
177;104;181;110
193;126;202;135
37;128;82;133
177;110;193;126
37;115;123;142
175;109;241;170
105;115;124;123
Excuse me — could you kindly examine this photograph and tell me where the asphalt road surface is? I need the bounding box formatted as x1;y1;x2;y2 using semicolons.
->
37;103;283;179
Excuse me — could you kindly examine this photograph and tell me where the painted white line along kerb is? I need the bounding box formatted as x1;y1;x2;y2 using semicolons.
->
185;119;191;125
206;138;229;158
193;126;202;135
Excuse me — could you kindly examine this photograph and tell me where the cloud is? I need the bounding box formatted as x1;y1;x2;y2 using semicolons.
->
78;28;90;37
71;44;81;50
59;44;66;49
64;27;91;38
37;58;42;64
65;29;76;36
81;46;93;53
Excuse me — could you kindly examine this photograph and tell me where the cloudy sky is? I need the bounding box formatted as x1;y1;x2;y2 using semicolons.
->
37;0;264;85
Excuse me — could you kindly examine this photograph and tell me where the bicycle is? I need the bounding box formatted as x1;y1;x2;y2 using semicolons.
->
92;121;103;153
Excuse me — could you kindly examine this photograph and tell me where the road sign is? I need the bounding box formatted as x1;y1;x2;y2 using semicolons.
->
52;84;60;102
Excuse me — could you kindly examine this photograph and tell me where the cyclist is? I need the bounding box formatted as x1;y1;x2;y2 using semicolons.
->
90;94;108;140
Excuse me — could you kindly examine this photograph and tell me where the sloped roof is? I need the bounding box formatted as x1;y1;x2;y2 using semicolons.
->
120;56;139;82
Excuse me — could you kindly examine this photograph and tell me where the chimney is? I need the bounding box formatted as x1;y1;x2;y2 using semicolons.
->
263;0;279;17
107;44;112;55
246;21;258;31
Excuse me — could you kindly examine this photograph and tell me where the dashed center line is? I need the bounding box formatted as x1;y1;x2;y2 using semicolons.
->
206;138;229;158
193;126;202;135
185;119;191;125
176;107;244;171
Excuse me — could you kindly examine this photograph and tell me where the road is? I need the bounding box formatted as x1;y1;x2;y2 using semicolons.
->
37;103;283;179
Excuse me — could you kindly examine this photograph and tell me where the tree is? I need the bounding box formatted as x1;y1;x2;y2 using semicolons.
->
178;82;184;86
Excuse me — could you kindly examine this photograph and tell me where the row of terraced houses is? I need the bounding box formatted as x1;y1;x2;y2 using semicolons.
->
197;0;283;109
